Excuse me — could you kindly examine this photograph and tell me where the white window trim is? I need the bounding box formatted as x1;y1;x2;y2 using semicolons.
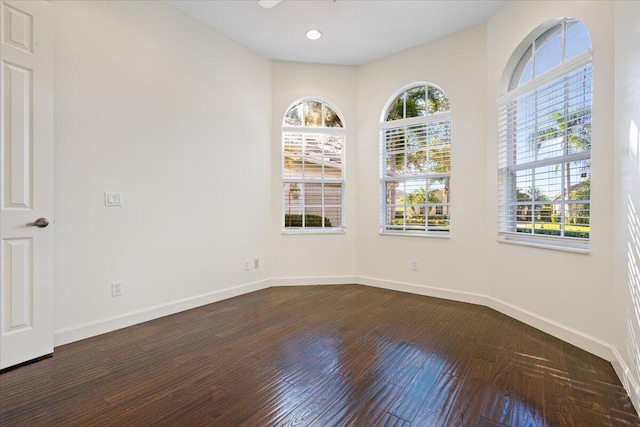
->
497;34;592;252
380;231;450;239
282;227;346;235
378;111;450;130
281;177;345;233
380;102;452;237
497;50;591;105
281;100;346;233
283;126;346;136
497;233;589;254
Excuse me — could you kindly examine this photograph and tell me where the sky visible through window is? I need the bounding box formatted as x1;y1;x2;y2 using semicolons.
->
283;100;345;230
512;69;591;201
513;20;590;88
511;20;591;202
499;18;592;241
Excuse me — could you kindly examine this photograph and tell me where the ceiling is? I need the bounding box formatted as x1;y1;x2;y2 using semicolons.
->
166;0;507;66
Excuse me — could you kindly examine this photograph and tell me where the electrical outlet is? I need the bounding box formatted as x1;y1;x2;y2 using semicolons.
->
112;281;122;297
411;260;418;271
243;260;250;271
253;258;260;269
105;192;122;207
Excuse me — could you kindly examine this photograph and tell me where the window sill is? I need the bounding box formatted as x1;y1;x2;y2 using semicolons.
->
497;235;589;254
380;231;450;239
282;228;346;235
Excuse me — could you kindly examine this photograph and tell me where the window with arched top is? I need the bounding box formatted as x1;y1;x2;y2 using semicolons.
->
282;99;345;232
380;83;451;235
497;18;592;251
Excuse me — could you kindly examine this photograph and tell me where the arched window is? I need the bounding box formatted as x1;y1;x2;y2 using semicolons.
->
497;19;592;251
380;83;451;235
282;99;345;232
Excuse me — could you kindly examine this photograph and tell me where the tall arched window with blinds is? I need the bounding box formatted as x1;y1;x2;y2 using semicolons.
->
380;83;451;236
497;18;592;251
282;99;345;232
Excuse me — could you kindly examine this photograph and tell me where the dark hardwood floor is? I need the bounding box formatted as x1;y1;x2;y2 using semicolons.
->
1;284;638;426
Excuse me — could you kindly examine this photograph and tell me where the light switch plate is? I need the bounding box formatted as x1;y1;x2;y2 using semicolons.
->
105;192;122;207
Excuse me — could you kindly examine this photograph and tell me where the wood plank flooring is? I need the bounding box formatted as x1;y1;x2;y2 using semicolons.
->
1;284;638;426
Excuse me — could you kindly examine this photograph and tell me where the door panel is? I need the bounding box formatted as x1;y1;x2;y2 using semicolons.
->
2;2;33;54
0;0;53;370
5;238;32;330
3;61;32;209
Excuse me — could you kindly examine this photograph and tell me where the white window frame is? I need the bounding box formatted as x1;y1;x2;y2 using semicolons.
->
282;99;346;234
497;19;592;253
380;83;451;237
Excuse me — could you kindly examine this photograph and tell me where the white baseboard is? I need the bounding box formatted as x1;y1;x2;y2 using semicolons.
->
356;275;612;360
52;274;640;415
356;275;640;413
271;275;356;287
357;275;488;306
611;346;640;414
485;295;614;361
54;278;272;347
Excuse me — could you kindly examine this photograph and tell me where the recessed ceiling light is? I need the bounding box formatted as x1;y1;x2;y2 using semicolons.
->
258;0;282;9
306;29;322;41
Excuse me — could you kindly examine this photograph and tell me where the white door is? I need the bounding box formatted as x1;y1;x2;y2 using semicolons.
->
0;0;54;370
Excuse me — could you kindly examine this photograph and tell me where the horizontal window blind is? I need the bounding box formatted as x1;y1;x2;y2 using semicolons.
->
381;117;451;235
498;57;591;247
283;131;345;230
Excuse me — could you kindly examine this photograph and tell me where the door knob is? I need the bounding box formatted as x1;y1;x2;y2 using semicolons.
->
26;218;49;228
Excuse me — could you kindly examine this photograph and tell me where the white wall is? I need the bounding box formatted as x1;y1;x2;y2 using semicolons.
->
485;1;615;351
356;24;490;299
53;0;272;342
355;0;623;366
270;62;358;284
613;0;640;410
50;0;638;410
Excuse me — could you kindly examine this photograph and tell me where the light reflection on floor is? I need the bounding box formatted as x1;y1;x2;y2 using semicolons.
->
267;318;551;425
